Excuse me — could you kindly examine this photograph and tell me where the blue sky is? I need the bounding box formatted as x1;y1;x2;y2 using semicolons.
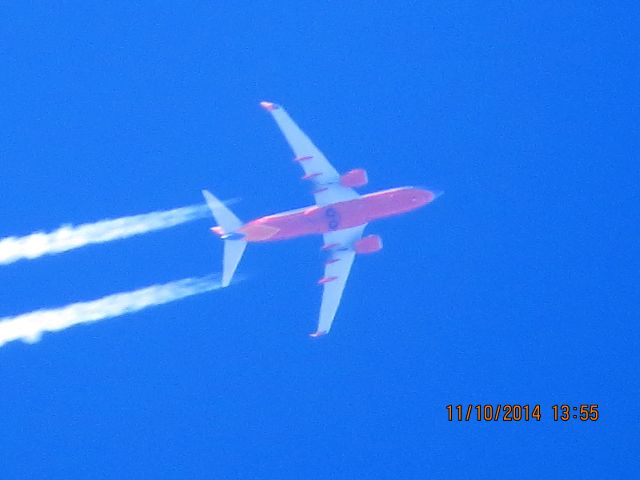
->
0;2;637;478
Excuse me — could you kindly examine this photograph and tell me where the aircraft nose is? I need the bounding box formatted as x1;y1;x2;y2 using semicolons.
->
427;189;444;200
412;188;443;205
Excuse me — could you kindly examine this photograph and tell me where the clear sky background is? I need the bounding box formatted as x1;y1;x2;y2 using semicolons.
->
1;2;637;479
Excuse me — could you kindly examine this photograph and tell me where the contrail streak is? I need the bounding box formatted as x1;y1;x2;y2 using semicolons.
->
0;275;224;347
0;204;210;265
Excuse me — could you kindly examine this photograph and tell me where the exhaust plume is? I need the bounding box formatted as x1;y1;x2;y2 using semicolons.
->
0;204;210;265
0;274;224;347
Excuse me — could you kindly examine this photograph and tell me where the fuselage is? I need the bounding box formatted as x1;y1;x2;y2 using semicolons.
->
235;187;436;242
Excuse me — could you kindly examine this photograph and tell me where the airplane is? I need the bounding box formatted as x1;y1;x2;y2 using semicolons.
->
202;101;441;337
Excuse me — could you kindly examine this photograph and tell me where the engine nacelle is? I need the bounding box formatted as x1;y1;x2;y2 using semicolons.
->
340;169;368;188
354;234;383;254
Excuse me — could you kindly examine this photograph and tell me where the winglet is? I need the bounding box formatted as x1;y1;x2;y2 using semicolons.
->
309;331;327;338
260;101;279;111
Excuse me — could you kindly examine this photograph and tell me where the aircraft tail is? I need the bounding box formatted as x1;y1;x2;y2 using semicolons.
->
202;190;247;287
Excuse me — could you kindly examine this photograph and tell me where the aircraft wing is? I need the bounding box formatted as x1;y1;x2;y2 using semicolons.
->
312;224;367;337
260;101;359;206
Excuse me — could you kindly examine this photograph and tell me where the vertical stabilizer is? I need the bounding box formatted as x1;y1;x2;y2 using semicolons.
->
202;190;247;287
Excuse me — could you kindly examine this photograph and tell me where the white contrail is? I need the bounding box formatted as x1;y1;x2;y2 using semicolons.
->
0;275;224;347
0;204;211;265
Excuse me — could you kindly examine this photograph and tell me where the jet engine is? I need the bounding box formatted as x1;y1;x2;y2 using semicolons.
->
340;169;368;188
354;234;383;254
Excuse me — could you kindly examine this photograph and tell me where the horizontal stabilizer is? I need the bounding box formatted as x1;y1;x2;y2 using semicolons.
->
222;238;247;287
202;190;243;233
202;190;247;287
